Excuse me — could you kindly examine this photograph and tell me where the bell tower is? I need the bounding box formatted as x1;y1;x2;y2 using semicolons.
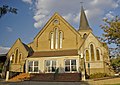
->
78;5;92;39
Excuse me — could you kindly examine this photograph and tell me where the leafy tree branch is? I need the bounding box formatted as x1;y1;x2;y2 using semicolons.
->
0;5;17;18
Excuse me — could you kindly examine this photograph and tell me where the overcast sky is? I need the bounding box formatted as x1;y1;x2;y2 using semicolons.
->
0;0;120;54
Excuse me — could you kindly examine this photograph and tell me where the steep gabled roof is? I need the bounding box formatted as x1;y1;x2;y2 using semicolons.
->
79;32;108;50
7;38;29;54
78;6;92;31
34;12;81;40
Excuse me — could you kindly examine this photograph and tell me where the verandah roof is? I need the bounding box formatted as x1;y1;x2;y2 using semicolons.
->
29;49;78;57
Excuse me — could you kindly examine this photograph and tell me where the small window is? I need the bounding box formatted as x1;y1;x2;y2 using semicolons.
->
54;19;59;24
65;59;77;72
28;61;39;73
45;60;56;73
65;60;70;71
83;33;87;39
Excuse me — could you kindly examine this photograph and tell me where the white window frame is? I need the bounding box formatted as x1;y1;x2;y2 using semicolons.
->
59;31;63;49
50;32;54;49
55;28;58;49
28;61;39;73
64;59;77;73
45;60;57;73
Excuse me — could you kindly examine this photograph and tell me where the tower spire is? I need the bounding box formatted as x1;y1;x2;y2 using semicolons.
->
78;5;92;31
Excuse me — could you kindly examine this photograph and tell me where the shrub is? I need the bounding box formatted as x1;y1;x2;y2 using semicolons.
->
0;68;2;73
89;73;109;79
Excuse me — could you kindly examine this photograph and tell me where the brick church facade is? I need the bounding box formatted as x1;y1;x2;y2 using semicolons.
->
3;6;111;81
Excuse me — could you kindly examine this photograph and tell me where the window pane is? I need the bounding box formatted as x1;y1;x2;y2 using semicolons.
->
90;44;95;61
45;60;56;72
50;32;54;49
86;50;89;61
52;67;56;72
48;67;51;72
83;33;87;39
28;61;39;73
65;60;70;65
45;67;49;72
34;61;38;66
60;31;63;48
12;54;14;63
71;66;77;71
65;59;77;72
29;61;33;66
96;49;100;60
65;66;70;71
71;60;76;65
52;61;56;66
34;67;38;72
19;54;22;63
29;67;33;72
15;49;18;63
46;61;50;66
55;28;58;49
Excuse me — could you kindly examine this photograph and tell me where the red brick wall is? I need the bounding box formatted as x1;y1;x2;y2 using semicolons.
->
30;73;81;82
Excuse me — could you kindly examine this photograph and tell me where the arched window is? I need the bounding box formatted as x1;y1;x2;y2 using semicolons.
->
96;49;100;60
19;53;22;63
85;50;89;61
55;28;58;49
11;54;14;63
15;49;19;63
90;44;95;61
50;32;54;49
83;33;87;39
59;31;63;48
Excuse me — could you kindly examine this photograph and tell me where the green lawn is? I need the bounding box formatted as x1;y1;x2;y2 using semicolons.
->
104;84;120;85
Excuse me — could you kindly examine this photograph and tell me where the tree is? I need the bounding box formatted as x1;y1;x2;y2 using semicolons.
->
100;16;120;57
100;16;120;73
100;16;120;46
0;5;17;18
111;57;120;73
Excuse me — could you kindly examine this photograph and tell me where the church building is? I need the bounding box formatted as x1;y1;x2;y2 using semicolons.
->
3;6;111;81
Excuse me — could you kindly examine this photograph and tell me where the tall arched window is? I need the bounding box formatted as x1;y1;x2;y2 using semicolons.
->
90;44;95;61
19;53;22;63
55;28;58;49
50;32;54;49
96;49;100;60
11;54;14;63
15;49;19;63
85;50;89;61
59;31;63;48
